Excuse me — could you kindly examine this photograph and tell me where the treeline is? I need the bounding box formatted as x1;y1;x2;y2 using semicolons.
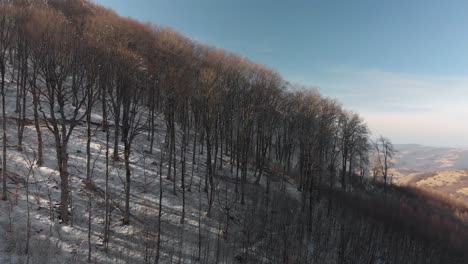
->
0;0;466;263
0;0;370;224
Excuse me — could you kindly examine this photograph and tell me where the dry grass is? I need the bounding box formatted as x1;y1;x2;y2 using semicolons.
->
395;169;468;205
394;171;437;186
415;170;468;187
457;187;468;196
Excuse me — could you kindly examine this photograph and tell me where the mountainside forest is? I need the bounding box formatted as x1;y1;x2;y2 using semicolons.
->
0;1;466;263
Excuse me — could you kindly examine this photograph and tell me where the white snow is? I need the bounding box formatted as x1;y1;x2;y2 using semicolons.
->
0;79;293;263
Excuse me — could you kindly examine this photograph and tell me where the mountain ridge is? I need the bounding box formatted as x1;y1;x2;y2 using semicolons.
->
393;143;468;175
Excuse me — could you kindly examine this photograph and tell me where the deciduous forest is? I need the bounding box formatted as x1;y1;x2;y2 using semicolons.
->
0;1;466;263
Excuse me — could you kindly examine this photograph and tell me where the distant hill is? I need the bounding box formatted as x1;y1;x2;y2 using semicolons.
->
395;170;468;203
393;144;468;174
393;144;468;204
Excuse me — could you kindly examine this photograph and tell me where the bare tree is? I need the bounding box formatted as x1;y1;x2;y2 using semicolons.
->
374;135;395;190
121;67;146;225
32;10;89;223
0;3;14;201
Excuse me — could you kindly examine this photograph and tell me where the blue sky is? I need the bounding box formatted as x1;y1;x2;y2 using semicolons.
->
95;0;468;147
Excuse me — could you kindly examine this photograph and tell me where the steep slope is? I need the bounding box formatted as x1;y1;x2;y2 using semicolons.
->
0;85;465;263
0;82;249;263
0;1;466;263
395;170;468;205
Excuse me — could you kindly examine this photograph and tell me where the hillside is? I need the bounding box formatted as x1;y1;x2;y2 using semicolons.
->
395;169;468;204
392;144;468;204
0;1;466;264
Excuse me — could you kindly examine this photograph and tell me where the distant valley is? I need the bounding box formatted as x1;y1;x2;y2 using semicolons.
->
393;144;468;203
393;144;468;174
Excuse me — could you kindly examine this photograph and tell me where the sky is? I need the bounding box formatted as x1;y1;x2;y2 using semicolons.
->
94;0;468;147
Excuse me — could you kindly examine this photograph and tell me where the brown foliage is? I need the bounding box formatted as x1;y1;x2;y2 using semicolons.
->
332;180;468;255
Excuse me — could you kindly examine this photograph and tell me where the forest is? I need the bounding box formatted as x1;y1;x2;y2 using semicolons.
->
0;0;466;263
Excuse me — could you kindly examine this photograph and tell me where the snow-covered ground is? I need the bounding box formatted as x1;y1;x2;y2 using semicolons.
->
0;78;299;263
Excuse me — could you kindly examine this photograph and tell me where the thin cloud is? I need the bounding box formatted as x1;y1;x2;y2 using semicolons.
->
321;66;468;113
317;67;468;147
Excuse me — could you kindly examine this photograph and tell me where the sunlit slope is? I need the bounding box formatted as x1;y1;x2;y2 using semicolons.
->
395;170;468;204
392;144;468;203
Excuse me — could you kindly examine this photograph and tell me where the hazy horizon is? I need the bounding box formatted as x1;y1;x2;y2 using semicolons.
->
95;0;468;147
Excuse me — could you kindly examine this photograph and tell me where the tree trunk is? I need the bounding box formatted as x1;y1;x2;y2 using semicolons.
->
123;140;131;225
206;123;214;216
113;108;120;161
189;115;197;191
1;65;7;201
31;84;43;166
87;195;92;263
180;116;186;224
341;149;347;191
104;126;110;247
58;143;70;222
149;104;155;154
155;141;165;264
166;118;173;181
101;84;108;131
16;47;27;151
171;115;176;194
86;101;92;181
